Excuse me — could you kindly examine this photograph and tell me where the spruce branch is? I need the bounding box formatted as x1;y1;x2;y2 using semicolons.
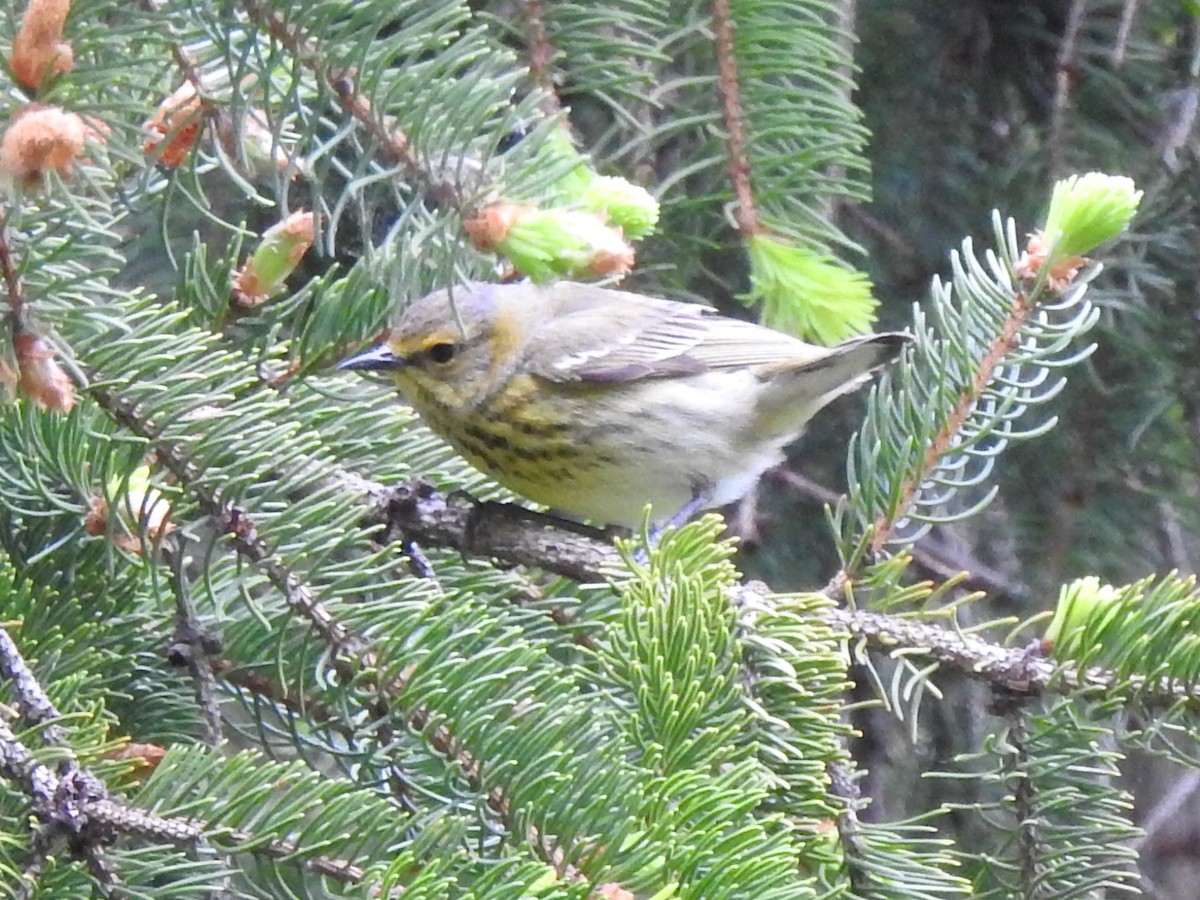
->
362;476;596;645
0;626;65;745
768;466;1028;604
708;0;879;343
844;177;1141;561
239;0;464;208
361;475;621;583
91;384;366;664
1;591;375;889
165;537;224;746
362;480;1200;712
0;647;145;894
135;0;207;90
87;386;609;892
1159;64;1200;171
827;760;870;892
522;0;563;118
1049;0;1088;180
1110;0;1141;67
214;661;420;814
0;714;370;887
867;287;1037;555
954;697;1141;895
1006;702;1044;895
712;0;760;239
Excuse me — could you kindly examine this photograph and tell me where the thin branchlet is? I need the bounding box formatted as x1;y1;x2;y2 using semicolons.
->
712;0;761;238
868;291;1035;555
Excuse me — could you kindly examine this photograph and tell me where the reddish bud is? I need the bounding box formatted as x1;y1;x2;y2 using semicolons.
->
107;741;168;781
143;81;205;168
594;886;634;900
109;742;168;769
1014;231;1085;293
14;332;75;412
463;203;524;252
83;494;107;535
86;462;175;553
0;105;86;183
10;0;74;90
231;210;316;306
587;241;636;277
465;203;635;281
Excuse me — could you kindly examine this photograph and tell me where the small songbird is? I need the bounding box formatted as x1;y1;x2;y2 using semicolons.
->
339;281;907;529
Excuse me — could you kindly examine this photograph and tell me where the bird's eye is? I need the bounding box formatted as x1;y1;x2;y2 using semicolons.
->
427;342;458;364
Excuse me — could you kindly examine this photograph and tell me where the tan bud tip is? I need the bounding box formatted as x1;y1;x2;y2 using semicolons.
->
10;0;74;89
0;104;87;182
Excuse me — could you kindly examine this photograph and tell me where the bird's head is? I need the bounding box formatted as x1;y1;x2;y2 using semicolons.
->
337;283;533;410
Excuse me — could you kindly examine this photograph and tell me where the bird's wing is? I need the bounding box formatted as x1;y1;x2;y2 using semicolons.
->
524;283;830;383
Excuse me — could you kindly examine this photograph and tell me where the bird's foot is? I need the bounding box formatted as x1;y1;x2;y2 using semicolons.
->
633;493;711;564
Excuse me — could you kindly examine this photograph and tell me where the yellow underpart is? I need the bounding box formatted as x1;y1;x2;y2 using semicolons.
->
392;370;613;509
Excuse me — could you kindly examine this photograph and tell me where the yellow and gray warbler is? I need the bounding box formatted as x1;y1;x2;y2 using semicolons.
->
339;281;907;528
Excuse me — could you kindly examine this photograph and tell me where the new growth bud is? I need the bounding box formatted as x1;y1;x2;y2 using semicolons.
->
13;331;75;412
464;203;634;280
232;210;315;306
744;234;878;345
1042;172;1142;259
580;176;659;240
143;81;205;168
1044;576;1122;654
0;105;87;184
10;0;74;90
1016;172;1142;291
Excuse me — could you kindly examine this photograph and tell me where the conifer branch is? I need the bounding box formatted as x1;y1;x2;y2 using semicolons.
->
0;619;372;886
522;0;562;117
360;475;621;583
87;388;605;891
827;760;871;892
92;385;365;664
238;0;464;208
712;0;761;238
136;0;205;87
1;728;370;886
165;538;224;746
868;289;1035;555
1110;0;1140;67
364;480;1200;710
0;654;178;892
1006;702;1043;894
0;626;65;744
1050;0;1088;179
215;662;420;813
769;466;1028;603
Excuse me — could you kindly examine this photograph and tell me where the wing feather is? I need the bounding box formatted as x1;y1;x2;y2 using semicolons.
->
524;283;830;383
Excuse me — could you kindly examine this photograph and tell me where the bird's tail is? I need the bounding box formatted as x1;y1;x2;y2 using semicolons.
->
755;332;909;437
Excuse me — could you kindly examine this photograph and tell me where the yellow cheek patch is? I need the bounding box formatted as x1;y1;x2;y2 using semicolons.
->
392;368;460;409
487;307;521;379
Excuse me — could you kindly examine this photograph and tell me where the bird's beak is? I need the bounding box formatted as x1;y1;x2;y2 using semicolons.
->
337;344;407;372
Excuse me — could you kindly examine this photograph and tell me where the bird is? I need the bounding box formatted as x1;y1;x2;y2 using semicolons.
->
339;280;907;529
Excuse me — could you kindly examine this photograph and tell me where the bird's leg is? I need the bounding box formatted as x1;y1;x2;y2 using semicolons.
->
656;491;711;537
638;490;712;561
